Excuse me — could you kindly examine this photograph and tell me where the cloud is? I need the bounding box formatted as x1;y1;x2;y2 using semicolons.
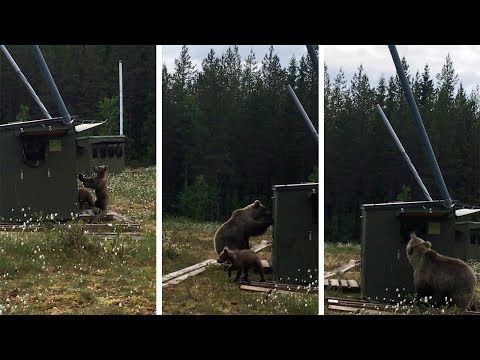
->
163;45;308;73
325;45;480;93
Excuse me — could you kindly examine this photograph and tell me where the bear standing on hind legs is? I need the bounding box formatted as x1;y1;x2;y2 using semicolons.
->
406;232;476;312
213;199;273;255
78;165;109;212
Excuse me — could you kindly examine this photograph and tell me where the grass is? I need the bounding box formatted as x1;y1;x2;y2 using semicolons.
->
0;166;156;315
107;167;156;232
162;216;318;315
324;241;480;315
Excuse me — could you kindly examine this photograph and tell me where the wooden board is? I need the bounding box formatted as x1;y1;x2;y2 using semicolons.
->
324;259;360;279
247;280;318;294
163;267;207;287
357;308;392;315
328;305;357;313
76;223;141;232
78;212;115;222
251;240;272;253
347;279;359;288
240;285;291;295
324;278;360;292
162;259;217;282
77;210;127;219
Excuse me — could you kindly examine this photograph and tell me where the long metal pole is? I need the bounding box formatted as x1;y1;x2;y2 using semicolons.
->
306;45;318;75
287;84;318;142
31;45;72;125
119;60;123;136
388;45;452;207
0;45;52;119
375;104;432;201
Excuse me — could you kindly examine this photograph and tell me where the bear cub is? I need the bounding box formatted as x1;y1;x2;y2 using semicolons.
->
406;232;476;312
78;188;95;210
78;165;109;211
217;246;265;283
214;199;273;255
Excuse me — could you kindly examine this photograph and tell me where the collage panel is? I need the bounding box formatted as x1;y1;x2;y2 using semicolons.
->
325;45;480;315
0;45;156;315
161;45;319;315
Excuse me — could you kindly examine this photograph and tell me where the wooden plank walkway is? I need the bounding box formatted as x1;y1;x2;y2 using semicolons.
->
162;259;217;283
324;278;360;292
324;259;360;279
240;285;292;295
162;240;272;287
78;210;129;223
240;280;318;295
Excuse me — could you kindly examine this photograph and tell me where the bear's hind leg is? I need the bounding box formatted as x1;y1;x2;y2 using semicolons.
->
242;266;250;283
257;264;265;282
452;292;474;312
234;266;243;284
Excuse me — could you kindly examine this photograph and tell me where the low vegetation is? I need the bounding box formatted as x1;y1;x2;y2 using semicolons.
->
324;241;480;315
0;167;156;315
162;216;318;315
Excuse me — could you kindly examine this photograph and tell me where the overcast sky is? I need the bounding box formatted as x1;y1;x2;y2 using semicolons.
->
163;45;308;73
325;45;480;94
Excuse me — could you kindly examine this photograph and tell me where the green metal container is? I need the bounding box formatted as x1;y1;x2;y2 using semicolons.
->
272;183;318;285
76;135;128;175
455;221;480;261
360;200;456;303
0;118;80;222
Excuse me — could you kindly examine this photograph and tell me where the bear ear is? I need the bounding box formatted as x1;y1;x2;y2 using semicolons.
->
223;246;229;251
410;232;416;239
424;241;432;249
253;200;260;208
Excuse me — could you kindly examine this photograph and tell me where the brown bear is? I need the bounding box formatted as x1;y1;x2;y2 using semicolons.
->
213;200;273;255
406;233;476;312
78;165;109;211
217;246;265;283
78;188;95;210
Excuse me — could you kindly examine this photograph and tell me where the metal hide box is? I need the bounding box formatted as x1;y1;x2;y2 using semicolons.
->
0;118;80;222
272;183;318;285
454;220;480;261
76;135;129;175
360;200;456;303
